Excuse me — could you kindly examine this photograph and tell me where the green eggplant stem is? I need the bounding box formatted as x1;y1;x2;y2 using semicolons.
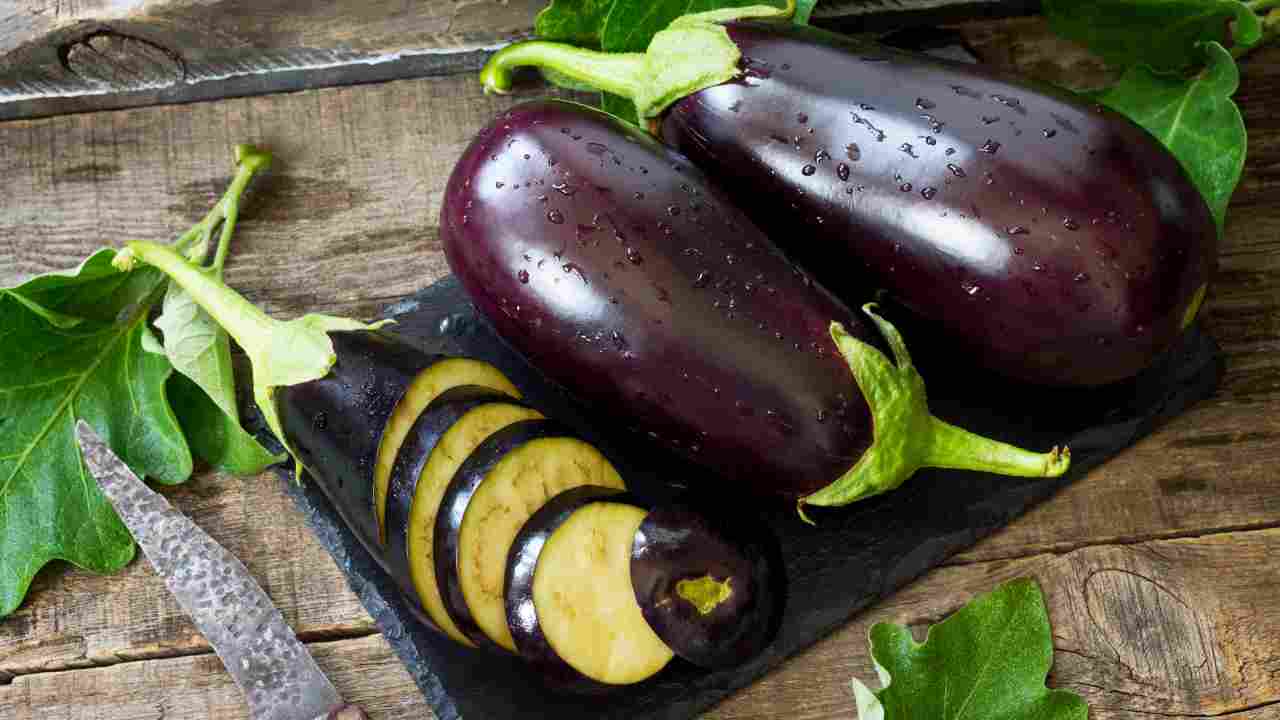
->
481;2;797;120
797;305;1070;523
482;43;647;98
115;240;276;360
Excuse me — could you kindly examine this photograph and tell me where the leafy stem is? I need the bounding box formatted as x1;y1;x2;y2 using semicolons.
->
170;144;270;276
1246;0;1280;13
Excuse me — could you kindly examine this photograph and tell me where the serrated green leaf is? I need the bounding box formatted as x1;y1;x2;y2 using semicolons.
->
169;372;282;475
1044;0;1260;71
0;259;192;616
1100;41;1245;233
536;0;618;47
851;578;1088;720
2;249;161;327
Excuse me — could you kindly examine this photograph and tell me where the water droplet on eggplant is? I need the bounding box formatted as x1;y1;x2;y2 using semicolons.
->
979;139;1002;154
546;209;564;224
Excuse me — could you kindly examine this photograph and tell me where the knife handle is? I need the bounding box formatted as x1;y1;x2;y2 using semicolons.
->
323;704;369;720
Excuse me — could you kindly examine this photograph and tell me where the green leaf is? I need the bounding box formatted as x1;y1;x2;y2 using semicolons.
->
156;279;240;418
851;578;1088;720
1043;0;1260;71
169;372;282;475
153;271;280;474
793;0;817;24
2;249;163;327
0;258;192;616
536;0;618;47
1100;41;1245;233
602;91;642;124
600;0;775;53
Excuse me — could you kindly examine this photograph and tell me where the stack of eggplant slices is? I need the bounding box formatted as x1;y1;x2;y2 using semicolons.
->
283;7;1213;692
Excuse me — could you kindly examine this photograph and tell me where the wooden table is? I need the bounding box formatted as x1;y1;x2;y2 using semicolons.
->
2;3;1278;718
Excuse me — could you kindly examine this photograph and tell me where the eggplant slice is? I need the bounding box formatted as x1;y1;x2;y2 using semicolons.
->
519;493;673;686
373;357;520;545
631;505;783;669
276;330;438;549
436;420;625;652
383;385;527;635
404;400;544;646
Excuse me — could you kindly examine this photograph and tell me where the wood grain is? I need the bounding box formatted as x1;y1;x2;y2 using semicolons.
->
6;529;1280;719
0;0;1041;120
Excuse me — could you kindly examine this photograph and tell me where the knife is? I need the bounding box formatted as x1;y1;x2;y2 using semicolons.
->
76;420;368;720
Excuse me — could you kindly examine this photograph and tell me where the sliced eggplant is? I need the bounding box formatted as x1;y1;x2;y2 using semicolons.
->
372;357;520;544
276;330;438;548
631;505;783;669
403;400;544;646
435;420;625;652
383;385;527;633
507;487;674;687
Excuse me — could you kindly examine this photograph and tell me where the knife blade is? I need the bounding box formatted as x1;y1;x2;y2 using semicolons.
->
76;420;367;720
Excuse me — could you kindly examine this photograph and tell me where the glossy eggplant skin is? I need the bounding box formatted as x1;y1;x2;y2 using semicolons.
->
504;485;643;694
383;385;523;612
631;505;782;669
441;99;877;500
434;418;578;650
277;330;438;550
661;21;1216;387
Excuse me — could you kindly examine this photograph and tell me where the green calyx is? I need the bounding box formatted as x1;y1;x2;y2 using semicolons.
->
799;305;1070;523
113;147;372;463
481;2;795;120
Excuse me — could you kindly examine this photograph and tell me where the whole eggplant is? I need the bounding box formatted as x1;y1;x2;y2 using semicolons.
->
441;99;1067;513
480;13;1216;387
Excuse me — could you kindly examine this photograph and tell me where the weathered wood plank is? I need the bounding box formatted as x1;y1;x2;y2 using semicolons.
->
0;0;1039;120
0;471;373;677
6;529;1280;719
0;634;434;720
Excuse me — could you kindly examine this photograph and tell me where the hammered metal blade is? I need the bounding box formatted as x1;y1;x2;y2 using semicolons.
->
76;421;345;720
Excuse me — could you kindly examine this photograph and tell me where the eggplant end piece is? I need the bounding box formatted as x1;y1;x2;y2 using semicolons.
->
799;304;1071;521
631;504;783;669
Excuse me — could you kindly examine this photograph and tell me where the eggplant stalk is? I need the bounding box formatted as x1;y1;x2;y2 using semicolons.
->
799;305;1070;522
482;3;795;120
113;150;374;461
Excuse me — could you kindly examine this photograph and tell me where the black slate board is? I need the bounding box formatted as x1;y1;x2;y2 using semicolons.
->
275;274;1222;720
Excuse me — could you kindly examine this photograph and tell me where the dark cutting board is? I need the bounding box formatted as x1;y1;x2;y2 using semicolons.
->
274;274;1222;720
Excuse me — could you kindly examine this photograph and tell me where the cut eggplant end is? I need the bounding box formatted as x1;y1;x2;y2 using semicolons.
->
407;401;544;647
631;504;783;669
384;386;530;639
457;436;626;652
373;357;520;545
533;501;673;684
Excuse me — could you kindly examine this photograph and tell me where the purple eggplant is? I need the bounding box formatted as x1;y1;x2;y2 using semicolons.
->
479;13;1215;387
441;99;1067;514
